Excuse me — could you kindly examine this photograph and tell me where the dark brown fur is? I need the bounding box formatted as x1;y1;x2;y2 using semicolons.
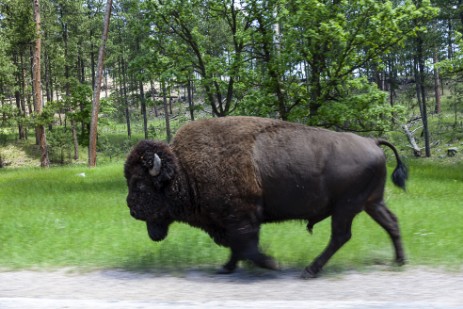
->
124;116;408;278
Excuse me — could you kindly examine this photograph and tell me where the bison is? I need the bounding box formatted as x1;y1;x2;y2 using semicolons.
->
124;116;408;278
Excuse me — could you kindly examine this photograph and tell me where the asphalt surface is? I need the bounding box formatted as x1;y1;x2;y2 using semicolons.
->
1;267;462;308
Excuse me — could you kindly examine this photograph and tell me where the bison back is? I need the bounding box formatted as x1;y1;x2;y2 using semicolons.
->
172;117;387;223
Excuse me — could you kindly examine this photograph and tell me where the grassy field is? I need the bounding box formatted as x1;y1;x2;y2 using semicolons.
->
0;160;462;274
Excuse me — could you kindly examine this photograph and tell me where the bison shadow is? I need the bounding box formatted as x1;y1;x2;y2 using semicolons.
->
115;252;404;282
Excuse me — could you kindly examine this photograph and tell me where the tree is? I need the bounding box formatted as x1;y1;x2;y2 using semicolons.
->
88;0;112;167
245;0;292;119
284;1;435;122
32;0;49;167
0;30;15;125
1;0;35;140
144;0;253;117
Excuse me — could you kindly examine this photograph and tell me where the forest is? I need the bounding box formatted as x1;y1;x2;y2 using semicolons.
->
0;0;462;167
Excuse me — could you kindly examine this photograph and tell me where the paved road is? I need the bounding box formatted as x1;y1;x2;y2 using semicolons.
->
1;267;462;308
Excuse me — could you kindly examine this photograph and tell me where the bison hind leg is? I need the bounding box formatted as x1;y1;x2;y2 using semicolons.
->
302;204;360;279
365;200;406;265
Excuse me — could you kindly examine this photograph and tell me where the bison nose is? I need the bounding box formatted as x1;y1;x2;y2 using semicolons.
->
130;209;146;220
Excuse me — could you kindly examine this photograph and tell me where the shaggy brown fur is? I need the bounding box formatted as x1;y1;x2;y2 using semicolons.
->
124;116;408;278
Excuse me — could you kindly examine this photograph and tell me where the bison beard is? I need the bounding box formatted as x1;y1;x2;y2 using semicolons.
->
146;220;169;241
124;116;408;278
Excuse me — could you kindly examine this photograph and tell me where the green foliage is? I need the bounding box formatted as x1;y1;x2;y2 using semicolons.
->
46;127;73;164
0;38;15;88
34;103;57;127
234;91;280;118
282;0;437;121
99;98;117;122
0;103;18;127
0;128;9;146
0;0;35;47
313;79;407;131
138;0;438;128
97;135;135;162
143;0;257;116
68;83;93;122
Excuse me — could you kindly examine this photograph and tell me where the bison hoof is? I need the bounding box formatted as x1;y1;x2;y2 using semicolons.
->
260;258;280;271
395;257;406;266
300;267;317;280
216;266;236;275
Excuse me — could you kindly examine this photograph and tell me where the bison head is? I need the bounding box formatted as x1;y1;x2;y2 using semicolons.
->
124;140;177;241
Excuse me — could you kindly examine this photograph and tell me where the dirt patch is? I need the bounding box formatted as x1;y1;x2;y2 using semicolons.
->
0;144;39;168
1;267;462;308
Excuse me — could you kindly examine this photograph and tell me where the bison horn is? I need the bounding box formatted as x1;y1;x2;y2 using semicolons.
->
149;153;162;176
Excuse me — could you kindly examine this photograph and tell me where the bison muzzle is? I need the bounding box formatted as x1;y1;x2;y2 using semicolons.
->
124;116;408;278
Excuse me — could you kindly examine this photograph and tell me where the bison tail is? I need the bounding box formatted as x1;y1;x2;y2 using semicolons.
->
377;139;408;191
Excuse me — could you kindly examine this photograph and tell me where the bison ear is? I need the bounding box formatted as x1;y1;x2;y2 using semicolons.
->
157;154;176;183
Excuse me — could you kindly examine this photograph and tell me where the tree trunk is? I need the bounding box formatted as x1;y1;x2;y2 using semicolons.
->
104;71;108;98
121;57;131;139
459;0;463;32
187;79;194;121
402;123;421;157
29;46;36;117
71;119;79;160
447;19;453;60
416;34;431;157
61;11;70;100
14;89;25;139
20;51;28;139
44;49;53;131
78;47;86;138
0;82;5;125
33;0;49;167
60;9;79;160
91;41;96;93
139;80;148;139
13;53;25;140
88;0;113;167
433;50;441;114
150;80;159;117
413;58;422;115
162;80;171;143
388;57;397;107
309;58;322;117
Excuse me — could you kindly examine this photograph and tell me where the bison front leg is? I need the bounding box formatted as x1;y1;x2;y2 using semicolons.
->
217;251;240;274
218;225;278;274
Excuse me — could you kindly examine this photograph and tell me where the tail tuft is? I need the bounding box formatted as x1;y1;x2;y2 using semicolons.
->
392;160;408;191
377;139;408;191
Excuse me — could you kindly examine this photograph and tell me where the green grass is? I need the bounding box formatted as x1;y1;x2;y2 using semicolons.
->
0;160;462;274
0;163;228;271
